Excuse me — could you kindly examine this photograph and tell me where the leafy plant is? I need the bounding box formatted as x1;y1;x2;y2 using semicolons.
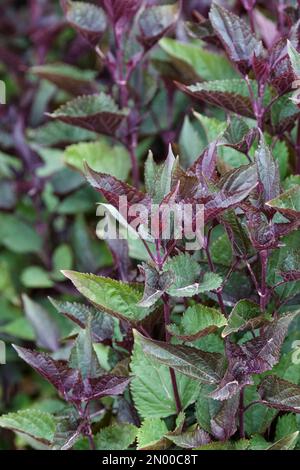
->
1;0;300;452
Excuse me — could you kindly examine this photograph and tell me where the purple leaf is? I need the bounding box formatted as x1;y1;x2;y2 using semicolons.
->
62;0;107;46
210;312;299;400
138;3;180;50
13;345;80;399
258;376;300;413
210;395;239;440
209;3;263;74
85;162;149;213
48;93;127;136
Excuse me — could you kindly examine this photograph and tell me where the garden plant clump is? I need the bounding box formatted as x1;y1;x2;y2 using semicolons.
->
1;0;300;451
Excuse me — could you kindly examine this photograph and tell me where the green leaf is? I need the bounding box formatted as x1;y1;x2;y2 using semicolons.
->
266;185;300;218
163;254;222;297
144;147;175;204
28;121;97;146
21;266;54;288
62;271;150;324
64;0;107;45
287;40;300;77
271;94;300;134
133;330;225;384
169;304;227;341
0;214;42;254
30;63;97;95
275;414;298;442
222;299;267;337
195;384;221;433
180;79;254;117
95;423;138;450
64;140;131;180
160;38;237;81
0;150;22;177
196;439;249;450
137;418;168;450
0;409;56;444
130;336;199;419
267;432;300;450
258;376;300;413
48;93;127;136
179;116;203;167
0;317;35;341
69;319;102;379
138;3;180;49
52;244;73;281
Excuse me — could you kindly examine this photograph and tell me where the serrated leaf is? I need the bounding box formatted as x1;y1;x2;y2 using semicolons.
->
134;330;225;384
258;376;300;413
95;423;138;450
0;410;56;445
48;93;127;135
49;298;114;342
167;426;211;449
31;63;97;95
287;40;300;78
210;312;299;401
160;37;237;81
222;299;267;337
275;414;298;442
85;162;149;211
169;304;227;341
178;79;254;118
267;432;300;450
137;418;168;450
266;185;300;219
64;0;107;45
13;345;130;403
130;337;199;419
138;3;179;49
255;134;280;203
64;140;131;180
69;319;102;379
62;271;150;324
210;395;239;441
209;3;263;73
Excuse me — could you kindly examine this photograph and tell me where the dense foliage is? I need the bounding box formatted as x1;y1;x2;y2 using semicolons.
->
1;0;300;451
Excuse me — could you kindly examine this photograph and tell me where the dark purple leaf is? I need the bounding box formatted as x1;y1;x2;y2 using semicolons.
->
258;376;300;413
138;3;180;50
210;395;239;440
49;298;115;343
62;0;107;46
209;3;263;74
48;93;127;136
85;162;149;211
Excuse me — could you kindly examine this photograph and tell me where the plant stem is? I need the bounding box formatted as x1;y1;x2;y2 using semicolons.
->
114;26;140;188
239;388;245;439
163;293;182;414
259;249;268;312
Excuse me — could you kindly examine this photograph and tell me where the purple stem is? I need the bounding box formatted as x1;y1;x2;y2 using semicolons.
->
239;388;245;439
259;250;268;312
